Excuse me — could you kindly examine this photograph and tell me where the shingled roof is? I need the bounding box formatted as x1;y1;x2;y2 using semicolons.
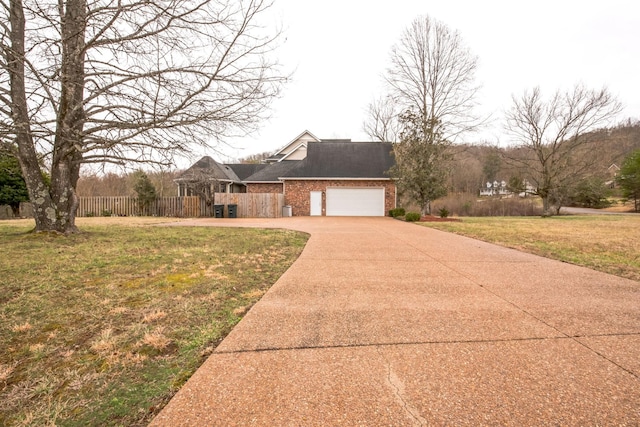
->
280;142;395;179
225;163;269;181
179;141;396;186
244;160;302;182
175;156;242;183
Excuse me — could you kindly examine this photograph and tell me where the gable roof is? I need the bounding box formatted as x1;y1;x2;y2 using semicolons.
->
175;156;241;183
265;130;321;163
281;142;394;179
273;130;321;156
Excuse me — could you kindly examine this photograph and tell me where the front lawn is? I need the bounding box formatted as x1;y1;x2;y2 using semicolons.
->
418;215;640;281
0;218;308;426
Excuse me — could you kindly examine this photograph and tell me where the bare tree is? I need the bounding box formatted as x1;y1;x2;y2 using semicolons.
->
383;15;480;214
505;85;622;216
178;167;223;216
386;15;480;142
448;144;484;194
75;169;178;196
1;0;286;233
237;150;272;164
362;95;399;142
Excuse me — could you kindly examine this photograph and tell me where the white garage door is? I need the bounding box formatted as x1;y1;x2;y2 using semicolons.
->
325;188;385;216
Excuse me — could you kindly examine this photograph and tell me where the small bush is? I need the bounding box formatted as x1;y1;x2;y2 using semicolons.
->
570;177;612;209
405;212;421;222
85;211;95;217
438;207;449;218
389;207;406;218
102;209;112;217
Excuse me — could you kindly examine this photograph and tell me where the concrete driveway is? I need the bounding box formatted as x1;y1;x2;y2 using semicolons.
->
151;217;639;426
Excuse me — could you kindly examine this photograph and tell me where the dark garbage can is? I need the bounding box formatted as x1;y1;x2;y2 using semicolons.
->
227;204;237;218
214;204;224;218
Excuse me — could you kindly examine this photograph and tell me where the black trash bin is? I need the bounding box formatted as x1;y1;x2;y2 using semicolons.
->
227;204;237;218
213;204;224;218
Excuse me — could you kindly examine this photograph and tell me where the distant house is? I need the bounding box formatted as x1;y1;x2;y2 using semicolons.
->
178;130;397;216
607;163;621;188
174;156;246;196
480;180;509;197
479;179;535;197
608;163;621;177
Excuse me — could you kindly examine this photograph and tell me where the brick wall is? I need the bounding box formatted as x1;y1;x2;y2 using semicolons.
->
246;183;283;193
284;180;396;216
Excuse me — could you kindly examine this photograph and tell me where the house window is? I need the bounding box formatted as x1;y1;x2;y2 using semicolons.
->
213;182;226;193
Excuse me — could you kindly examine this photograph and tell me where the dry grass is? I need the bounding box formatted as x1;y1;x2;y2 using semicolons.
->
11;322;32;333
0;218;308;426
418;214;640;281
603;198;637;213
5;216;187;229
141;328;172;350
142;310;168;323
430;194;542;217
0;364;16;383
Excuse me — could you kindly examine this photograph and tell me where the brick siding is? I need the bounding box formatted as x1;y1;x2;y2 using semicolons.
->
246;183;283;194
284;180;396;216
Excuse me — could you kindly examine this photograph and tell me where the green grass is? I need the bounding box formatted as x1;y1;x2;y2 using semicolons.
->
0;218;308;426
418;215;640;281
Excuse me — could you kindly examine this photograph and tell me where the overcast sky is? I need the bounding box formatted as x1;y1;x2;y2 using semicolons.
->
184;0;640;165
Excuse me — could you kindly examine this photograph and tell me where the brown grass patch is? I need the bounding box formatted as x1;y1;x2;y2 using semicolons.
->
90;328;118;356
0;363;16;383
232;306;248;316
142;310;167;323
141;328;172;350
11;322;32;333
110;306;129;315
241;289;266;299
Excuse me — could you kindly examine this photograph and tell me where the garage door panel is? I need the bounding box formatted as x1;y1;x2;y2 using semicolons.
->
326;188;385;216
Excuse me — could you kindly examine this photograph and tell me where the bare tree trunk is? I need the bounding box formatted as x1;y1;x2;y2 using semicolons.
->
8;0;59;232
7;0;86;233
541;195;551;217
45;0;87;233
421;201;431;216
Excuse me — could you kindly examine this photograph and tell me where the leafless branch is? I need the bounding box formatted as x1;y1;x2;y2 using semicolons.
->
504;84;622;215
385;15;481;142
1;0;286;232
362;95;399;142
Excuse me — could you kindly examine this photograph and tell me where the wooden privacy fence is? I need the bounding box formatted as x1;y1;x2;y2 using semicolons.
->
76;194;284;218
213;193;285;218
